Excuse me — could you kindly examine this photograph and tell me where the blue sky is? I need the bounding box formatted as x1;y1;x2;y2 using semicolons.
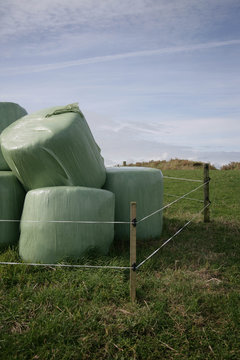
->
1;0;240;167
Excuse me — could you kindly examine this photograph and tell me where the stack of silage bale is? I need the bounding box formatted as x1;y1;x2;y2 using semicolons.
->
0;103;115;263
0;103;27;249
0;102;164;264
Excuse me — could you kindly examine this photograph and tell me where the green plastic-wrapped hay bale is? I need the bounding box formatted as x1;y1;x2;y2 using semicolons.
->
19;187;115;263
1;103;106;190
0;102;27;170
103;167;163;241
0;171;26;249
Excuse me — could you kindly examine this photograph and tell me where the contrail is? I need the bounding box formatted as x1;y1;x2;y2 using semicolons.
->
2;39;240;75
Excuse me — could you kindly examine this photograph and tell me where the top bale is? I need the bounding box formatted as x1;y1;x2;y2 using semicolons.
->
0;103;106;190
0;102;27;170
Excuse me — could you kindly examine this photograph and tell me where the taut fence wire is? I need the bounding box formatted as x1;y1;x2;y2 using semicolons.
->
0;171;211;277
0;181;208;226
136;202;210;270
165;193;204;203
0;219;131;224
0;261;130;270
163;176;202;182
138;180;209;224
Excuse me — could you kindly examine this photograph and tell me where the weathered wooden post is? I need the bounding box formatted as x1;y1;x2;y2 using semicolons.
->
130;202;137;302
203;163;210;222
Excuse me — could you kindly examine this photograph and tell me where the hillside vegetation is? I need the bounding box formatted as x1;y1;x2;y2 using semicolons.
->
0;166;240;359
126;158;240;171
220;162;240;170
127;158;217;170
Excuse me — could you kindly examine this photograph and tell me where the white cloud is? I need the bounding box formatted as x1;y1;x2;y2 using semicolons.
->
1;0;239;167
84;110;240;167
0;0;162;39
149;117;240;148
1;0;237;46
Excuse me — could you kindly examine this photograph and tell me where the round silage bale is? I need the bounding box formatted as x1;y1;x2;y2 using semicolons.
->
0;171;26;249
103;167;163;241
0;103;106;190
19;187;115;263
0;102;27;170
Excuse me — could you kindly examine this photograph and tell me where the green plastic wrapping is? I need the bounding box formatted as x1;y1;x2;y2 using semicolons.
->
0;103;106;190
19;187;115;263
0;171;26;249
0;102;27;170
103;167;163;241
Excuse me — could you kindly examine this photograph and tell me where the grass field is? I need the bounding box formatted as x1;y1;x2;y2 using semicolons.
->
0;168;240;359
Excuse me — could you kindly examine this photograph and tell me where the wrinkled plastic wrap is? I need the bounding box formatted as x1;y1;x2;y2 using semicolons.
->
0;171;26;249
0;102;27;170
1;103;106;190
19;187;115;263
103;167;163;241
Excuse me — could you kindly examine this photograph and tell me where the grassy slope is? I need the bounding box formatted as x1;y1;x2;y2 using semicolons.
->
0;169;240;359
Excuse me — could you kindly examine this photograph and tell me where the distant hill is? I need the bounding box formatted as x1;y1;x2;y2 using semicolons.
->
120;159;240;170
220;162;240;170
122;159;217;170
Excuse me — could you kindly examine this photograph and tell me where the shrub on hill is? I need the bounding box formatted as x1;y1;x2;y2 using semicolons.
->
221;162;240;170
125;158;217;170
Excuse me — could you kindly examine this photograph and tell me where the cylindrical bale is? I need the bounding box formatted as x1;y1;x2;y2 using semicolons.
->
0;102;27;170
0;171;26;249
1;103;106;190
19;187;115;263
103;167;163;241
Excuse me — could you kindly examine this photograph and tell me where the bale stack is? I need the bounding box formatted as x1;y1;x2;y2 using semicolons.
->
0;102;164;264
0;103;114;262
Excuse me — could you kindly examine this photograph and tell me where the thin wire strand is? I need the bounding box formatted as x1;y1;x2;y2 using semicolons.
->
0;261;131;270
0;219;131;224
0;181;208;225
136;203;210;270
165;193;204;203
163;176;202;182
0;181;211;271
138;180;209;223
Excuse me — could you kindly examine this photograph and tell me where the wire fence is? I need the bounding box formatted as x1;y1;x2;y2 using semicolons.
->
0;219;131;224
163;175;202;182
0;261;131;270
165;193;204;203
136;203;210;270
138;180;208;223
0;180;208;226
0;174;211;271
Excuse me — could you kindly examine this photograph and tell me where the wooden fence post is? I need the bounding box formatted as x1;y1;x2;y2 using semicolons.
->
203;163;210;222
130;202;137;302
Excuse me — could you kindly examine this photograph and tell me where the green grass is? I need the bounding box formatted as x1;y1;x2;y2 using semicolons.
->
0;169;240;359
